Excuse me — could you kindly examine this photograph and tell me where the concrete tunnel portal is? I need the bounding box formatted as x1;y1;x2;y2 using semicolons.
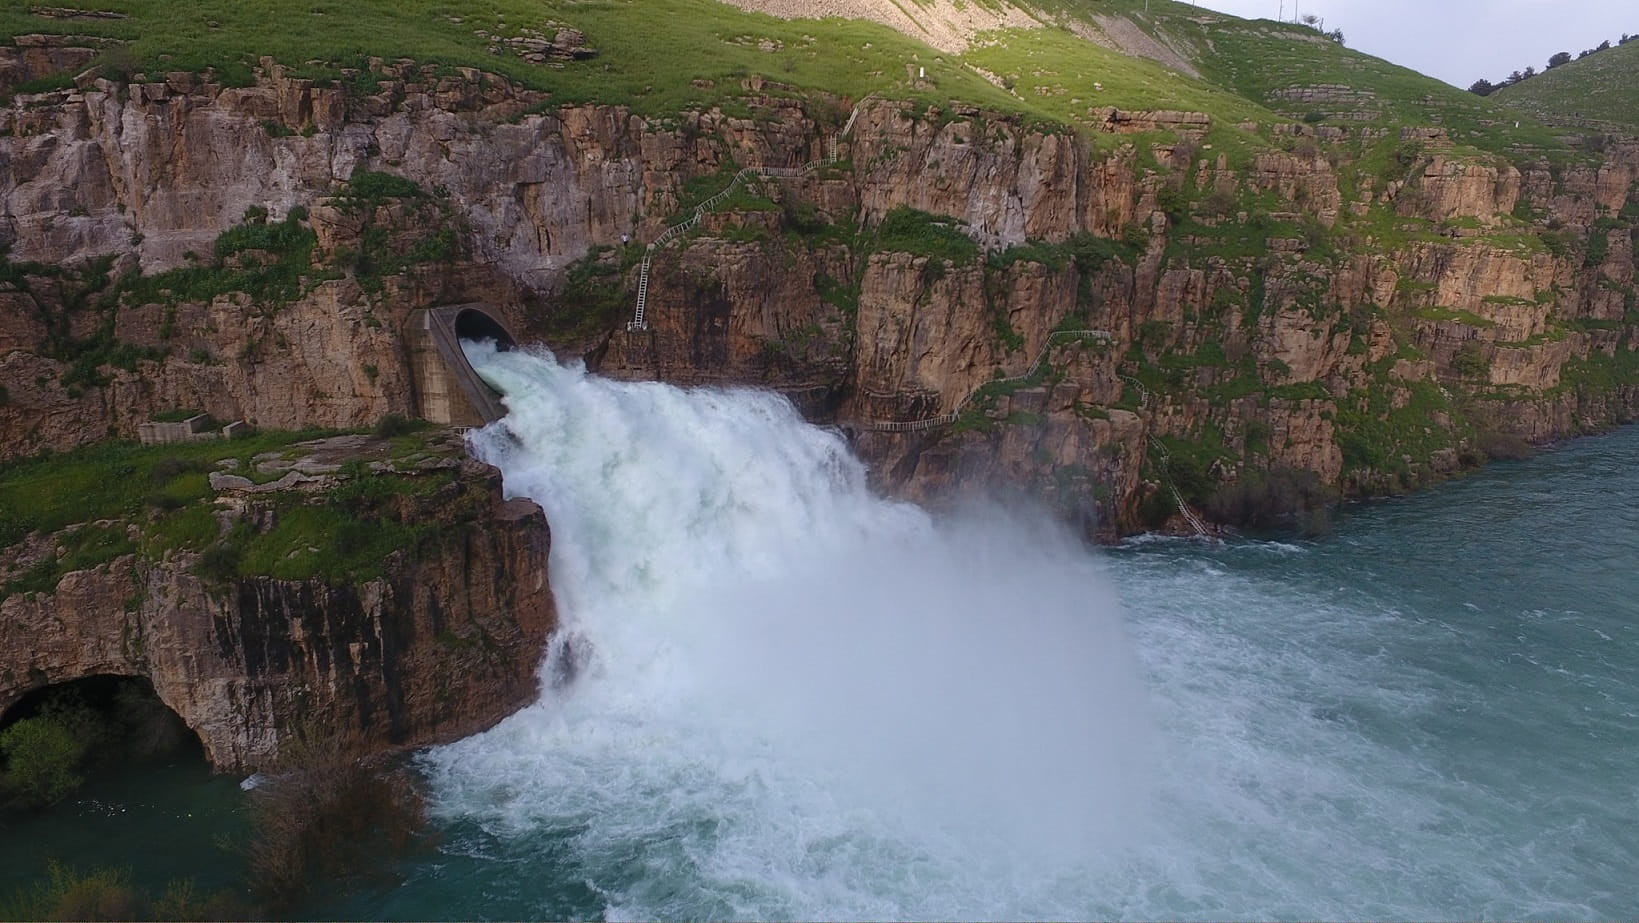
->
407;303;518;426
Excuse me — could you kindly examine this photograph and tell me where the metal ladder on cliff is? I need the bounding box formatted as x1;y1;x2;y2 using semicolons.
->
626;99;869;332
629;253;652;332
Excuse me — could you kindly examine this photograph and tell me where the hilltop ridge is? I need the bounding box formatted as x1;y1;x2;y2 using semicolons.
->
1495;37;1639;130
0;0;1582;164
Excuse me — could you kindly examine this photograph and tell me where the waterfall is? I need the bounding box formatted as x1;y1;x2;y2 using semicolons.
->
421;342;1154;920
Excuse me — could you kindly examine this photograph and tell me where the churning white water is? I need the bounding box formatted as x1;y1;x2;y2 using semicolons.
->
423;343;1154;920
408;343;1639;921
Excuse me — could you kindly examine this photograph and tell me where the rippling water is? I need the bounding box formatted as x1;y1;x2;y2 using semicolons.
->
338;345;1638;921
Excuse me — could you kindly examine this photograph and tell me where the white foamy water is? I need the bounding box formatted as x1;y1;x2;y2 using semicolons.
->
405;343;1639;922
421;343;1155;920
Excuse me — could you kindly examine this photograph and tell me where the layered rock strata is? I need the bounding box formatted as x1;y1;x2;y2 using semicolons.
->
1;64;1636;535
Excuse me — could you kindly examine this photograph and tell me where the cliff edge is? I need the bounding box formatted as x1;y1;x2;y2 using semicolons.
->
0;428;556;771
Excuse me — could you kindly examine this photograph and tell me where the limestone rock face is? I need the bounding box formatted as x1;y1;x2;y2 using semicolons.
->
0;34;99;94
1;67;1637;536
0;452;554;772
1407;155;1521;224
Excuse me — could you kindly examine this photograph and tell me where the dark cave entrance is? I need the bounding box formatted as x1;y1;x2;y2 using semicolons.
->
0;677;249;911
0;675;206;809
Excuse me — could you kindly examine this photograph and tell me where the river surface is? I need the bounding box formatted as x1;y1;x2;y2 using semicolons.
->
13;344;1634;920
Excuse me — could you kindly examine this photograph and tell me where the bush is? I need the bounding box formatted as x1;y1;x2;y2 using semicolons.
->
1450;342;1491;379
149;456;210;485
1207;466;1337;534
194;541;242;582
3;862;144;922
874;207;980;265
370;413;421;439
0;861;247;922
243;729;428;908
337;170;425;213
1476;430;1535;461
0;717;87;808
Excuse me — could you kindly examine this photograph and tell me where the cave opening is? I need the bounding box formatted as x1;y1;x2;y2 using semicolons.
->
1;674;205;813
0;677;250;912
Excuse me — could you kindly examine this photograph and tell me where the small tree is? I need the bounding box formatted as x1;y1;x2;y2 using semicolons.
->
1468;78;1496;96
0;718;87;807
1547;51;1572;69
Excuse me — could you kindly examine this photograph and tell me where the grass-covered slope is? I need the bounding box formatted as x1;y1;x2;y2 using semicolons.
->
1493;40;1639;130
1155;13;1566;157
1;0;1028;116
0;0;1569;161
0;425;488;596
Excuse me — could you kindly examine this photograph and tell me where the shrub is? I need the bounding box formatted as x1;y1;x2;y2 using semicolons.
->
194;541;242;582
243;729;428;908
1206;466;1337;534
874;207;980;265
4;862;144;922
1450;342;1490;379
337;170;424;212
0;861;246;921
371;413;422;439
1476;430;1535;460
1202;187;1239;217
149;456;210;485
1155;185;1191;223
0;717;87;808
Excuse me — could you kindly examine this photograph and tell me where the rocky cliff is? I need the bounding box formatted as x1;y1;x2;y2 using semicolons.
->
3;60;1637;536
0;431;555;771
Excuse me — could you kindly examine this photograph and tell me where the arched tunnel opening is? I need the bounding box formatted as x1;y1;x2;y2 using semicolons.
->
0;675;204;812
454;308;516;351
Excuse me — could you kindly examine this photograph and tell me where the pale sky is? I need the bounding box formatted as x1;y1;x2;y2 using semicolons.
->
1191;0;1636;88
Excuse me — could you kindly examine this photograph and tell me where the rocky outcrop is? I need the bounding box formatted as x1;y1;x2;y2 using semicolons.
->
0;435;556;771
0;34;100;94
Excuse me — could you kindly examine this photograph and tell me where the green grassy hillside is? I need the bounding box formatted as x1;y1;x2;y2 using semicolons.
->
1493;40;1639;129
0;0;1579;162
0;0;1022;116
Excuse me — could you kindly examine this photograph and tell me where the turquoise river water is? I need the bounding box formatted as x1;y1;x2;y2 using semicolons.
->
7;344;1636;920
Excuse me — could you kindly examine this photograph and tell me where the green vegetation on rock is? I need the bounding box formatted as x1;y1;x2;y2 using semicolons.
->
0;425;488;601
